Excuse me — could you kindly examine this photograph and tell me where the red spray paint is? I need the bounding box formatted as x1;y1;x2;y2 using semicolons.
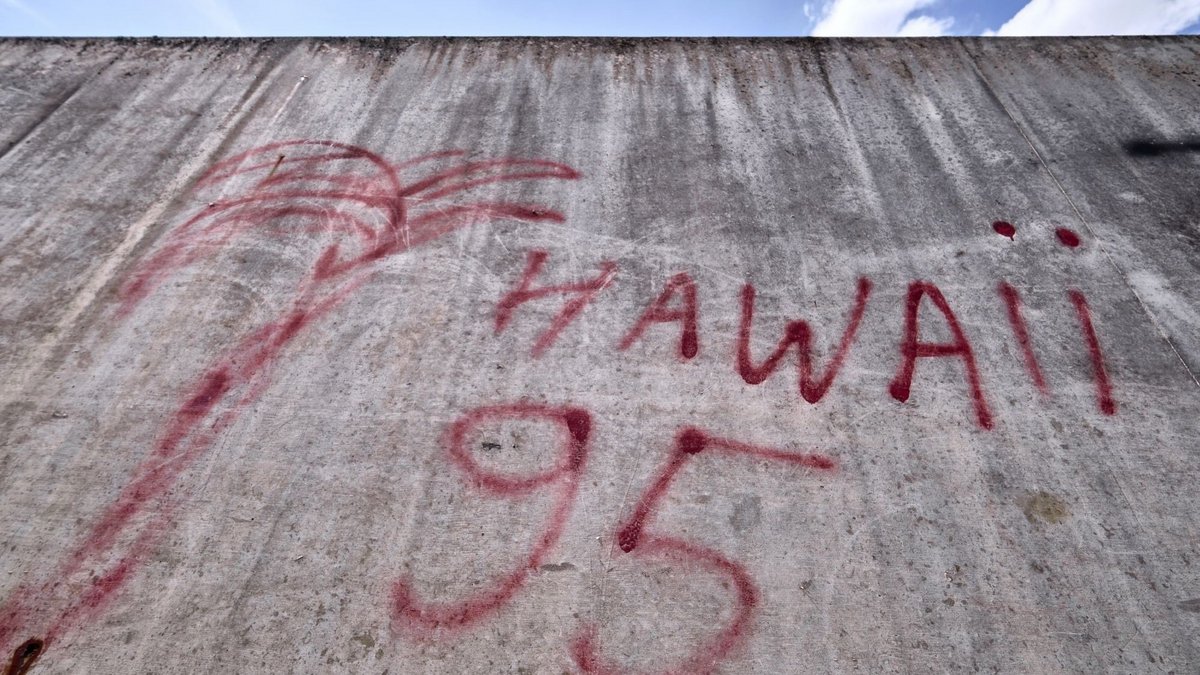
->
571;427;834;674
0;140;581;664
1055;228;1081;248
570;536;757;675
998;282;1049;395
737;278;872;404
1069;290;1117;415
618;272;700;359
888;281;994;430
391;404;591;637
494;250;618;358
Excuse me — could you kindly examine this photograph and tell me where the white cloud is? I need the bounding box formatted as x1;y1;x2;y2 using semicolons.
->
897;14;955;36
810;0;954;37
189;0;246;36
996;0;1200;35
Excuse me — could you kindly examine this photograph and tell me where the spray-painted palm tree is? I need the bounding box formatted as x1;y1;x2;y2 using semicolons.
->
0;140;579;671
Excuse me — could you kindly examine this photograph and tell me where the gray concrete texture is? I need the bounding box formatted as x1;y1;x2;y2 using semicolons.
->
0;36;1198;673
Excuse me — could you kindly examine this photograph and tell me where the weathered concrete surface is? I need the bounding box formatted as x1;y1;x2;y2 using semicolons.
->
1;37;1199;673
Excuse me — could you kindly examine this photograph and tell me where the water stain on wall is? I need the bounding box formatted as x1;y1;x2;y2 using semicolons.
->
1021;491;1070;525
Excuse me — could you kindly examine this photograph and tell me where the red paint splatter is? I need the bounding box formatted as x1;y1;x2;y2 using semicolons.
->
737;278;872;404
992;221;1016;239
578;426;832;674
1056;228;1081;248
618;272;699;359
888;281;994;430
0;141;581;661
998;282;1049;396
1069;290;1117;415
494;250;617;358
391;404;591;637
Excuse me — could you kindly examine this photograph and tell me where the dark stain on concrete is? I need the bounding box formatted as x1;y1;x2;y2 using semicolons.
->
729;494;762;532
1123;137;1200;157
351;633;376;649
1021;491;1070;525
1178;598;1200;613
5;638;43;675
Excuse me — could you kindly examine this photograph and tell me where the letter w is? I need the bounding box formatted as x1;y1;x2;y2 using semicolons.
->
736;278;872;403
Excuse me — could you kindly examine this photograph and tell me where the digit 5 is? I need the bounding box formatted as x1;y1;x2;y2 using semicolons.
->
571;427;835;673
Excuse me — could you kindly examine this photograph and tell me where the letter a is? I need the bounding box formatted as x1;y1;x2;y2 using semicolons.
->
618;272;699;359
888;281;993;429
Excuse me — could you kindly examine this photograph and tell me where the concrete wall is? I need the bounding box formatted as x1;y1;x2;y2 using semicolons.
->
1;37;1198;673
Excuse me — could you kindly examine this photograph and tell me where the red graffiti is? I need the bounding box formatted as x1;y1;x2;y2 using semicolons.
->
395;409;835;673
1056;227;1081;248
572;427;834;674
992;220;1016;239
0;140;580;664
488;249;1117;431
494;249;618;358
1069;290;1117;415
998;281;1049;395
888;281;994;429
737;279;872;404
616;428;834;553
2;147;1129;675
391;404;591;637
570;537;756;675
618;272;700;359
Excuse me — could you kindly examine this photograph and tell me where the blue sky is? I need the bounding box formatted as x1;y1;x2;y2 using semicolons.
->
2;0;1199;37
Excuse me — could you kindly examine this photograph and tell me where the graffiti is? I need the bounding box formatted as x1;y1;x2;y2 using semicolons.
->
1069;289;1117;416
998;281;1049;396
500;249;1117;429
887;281;994;430
494;249;618;358
993;220;1090;249
1055;227;1081;248
619;272;700;360
0;140;580;668
999;279;1118;418
391;403;593;637
0;135;1122;673
992;220;1017;239
579;428;834;673
737;278;872;404
390;408;836;673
